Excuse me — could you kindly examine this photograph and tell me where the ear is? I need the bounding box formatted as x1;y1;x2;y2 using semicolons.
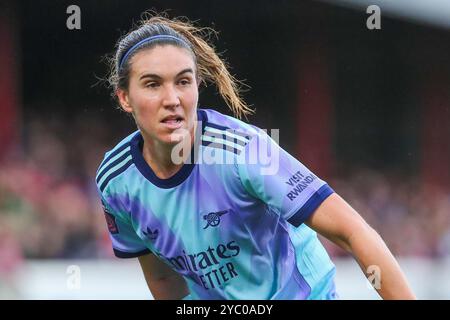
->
116;88;133;113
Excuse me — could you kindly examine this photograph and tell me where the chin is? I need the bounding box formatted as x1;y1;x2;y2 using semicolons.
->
160;131;190;146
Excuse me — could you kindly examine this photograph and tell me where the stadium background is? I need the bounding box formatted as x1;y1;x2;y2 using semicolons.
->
0;0;449;299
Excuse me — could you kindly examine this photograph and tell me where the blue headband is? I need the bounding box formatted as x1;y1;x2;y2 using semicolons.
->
119;35;191;70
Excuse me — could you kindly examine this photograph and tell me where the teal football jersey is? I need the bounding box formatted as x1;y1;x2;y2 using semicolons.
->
96;108;337;299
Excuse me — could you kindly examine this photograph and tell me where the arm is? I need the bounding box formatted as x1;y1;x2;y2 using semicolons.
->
305;193;416;299
138;253;189;300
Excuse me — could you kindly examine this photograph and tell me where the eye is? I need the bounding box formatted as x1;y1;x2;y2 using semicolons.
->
178;78;191;86
145;82;160;88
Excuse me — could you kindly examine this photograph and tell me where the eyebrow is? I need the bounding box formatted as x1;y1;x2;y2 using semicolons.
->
139;68;194;81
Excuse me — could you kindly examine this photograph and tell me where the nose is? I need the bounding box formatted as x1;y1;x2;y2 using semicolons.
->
162;84;180;108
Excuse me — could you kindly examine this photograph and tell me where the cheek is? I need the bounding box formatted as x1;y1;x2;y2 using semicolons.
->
127;80;158;111
185;92;198;121
130;93;158;117
185;88;199;109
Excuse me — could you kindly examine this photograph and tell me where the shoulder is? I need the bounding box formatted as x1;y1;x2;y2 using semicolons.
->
95;130;139;197
200;108;259;135
199;108;261;155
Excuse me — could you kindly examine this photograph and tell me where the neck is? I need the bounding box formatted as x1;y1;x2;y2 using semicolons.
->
143;140;179;179
141;125;196;179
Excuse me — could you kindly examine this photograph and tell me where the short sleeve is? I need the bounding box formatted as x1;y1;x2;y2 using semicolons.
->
100;196;151;258
236;130;334;227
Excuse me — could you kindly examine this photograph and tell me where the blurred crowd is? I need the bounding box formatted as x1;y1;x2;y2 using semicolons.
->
323;171;450;258
1;113;449;275
0;112;121;268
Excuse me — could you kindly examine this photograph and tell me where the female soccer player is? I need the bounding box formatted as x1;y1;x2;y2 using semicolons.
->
96;13;415;300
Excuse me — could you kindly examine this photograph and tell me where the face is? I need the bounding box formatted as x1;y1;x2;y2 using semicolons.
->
117;45;199;146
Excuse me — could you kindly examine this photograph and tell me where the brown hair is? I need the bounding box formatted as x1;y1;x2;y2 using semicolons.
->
107;12;253;119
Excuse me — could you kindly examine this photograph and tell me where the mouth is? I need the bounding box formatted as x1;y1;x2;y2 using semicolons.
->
160;115;184;128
